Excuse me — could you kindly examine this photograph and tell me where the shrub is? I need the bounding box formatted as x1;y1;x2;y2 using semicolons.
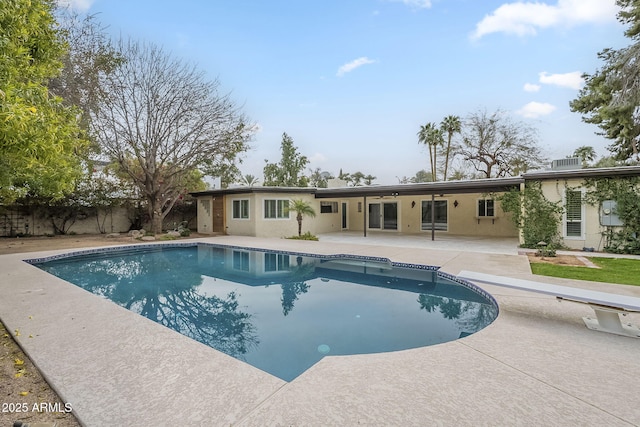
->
499;181;563;248
286;231;318;241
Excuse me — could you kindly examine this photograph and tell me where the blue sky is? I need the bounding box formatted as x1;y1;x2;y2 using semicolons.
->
65;0;627;184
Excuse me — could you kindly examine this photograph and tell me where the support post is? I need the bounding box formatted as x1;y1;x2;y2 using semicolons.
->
431;193;435;241
363;195;367;237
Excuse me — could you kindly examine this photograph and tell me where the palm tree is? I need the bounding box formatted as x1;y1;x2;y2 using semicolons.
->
241;174;259;186
338;169;351;186
351;171;365;186
417;122;444;181
573;146;596;168
363;174;376;185
440;115;461;180
288;199;317;236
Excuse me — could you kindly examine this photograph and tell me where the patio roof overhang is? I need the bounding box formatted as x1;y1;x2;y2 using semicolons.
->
190;177;524;199
190;186;316;198
522;165;640;180
314;177;524;199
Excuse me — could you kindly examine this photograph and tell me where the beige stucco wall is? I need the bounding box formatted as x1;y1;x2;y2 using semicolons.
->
337;194;517;237
225;192;330;238
196;191;519;238
539;178;606;250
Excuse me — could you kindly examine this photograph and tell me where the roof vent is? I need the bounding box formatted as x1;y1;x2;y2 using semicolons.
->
551;157;581;170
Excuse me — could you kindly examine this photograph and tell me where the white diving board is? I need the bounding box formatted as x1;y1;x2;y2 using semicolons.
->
458;270;640;338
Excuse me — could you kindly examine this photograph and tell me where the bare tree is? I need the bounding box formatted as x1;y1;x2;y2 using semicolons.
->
50;10;122;134
454;110;546;178
91;40;252;233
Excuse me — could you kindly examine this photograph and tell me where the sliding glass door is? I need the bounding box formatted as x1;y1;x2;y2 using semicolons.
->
368;202;398;230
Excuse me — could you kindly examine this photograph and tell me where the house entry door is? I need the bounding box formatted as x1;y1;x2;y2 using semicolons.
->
341;202;348;229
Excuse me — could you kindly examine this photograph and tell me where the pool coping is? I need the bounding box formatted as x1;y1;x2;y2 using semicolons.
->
2;236;640;425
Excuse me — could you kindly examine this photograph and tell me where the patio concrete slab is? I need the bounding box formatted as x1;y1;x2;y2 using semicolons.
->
1;235;639;426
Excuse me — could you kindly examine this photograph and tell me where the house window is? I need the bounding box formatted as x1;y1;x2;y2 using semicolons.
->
232;199;249;219
232;250;249;271
477;199;495;217
264;199;289;219
320;201;338;213
565;190;583;238
264;253;290;272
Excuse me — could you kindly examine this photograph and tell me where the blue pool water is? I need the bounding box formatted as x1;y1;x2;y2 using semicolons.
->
32;244;498;381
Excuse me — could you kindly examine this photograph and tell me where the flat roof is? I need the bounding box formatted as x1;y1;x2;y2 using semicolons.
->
190;166;640;199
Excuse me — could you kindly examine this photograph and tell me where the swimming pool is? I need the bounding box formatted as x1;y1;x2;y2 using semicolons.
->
30;243;498;381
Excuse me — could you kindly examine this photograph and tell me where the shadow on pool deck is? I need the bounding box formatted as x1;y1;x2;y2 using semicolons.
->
1;235;639;426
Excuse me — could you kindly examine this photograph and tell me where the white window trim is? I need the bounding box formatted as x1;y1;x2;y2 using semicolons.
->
476;198;496;218
263;199;290;220
563;189;586;240
231;199;250;220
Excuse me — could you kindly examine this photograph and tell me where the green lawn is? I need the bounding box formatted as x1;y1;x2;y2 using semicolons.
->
531;257;640;286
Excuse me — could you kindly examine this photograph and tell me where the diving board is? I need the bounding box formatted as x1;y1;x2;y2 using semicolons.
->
457;270;640;338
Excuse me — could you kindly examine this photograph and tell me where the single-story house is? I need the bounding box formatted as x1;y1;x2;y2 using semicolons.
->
191;165;640;251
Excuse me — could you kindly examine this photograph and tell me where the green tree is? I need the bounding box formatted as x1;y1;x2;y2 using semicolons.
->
417;122;444;181
308;168;332;188
363;174;376;185
573;146;597;167
454;110;545;178
91;39;251;233
288;199;316;236
440;115;462;180
570;1;640;161
499;181;563;248
205;161;242;189
263;133;309;186
0;0;87;203
413;169;432;183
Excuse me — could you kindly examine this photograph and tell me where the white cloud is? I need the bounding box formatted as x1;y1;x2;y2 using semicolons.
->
516;101;557;118
336;57;376;77
57;0;94;11
387;0;432;9
524;83;541;92
539;71;583;89
309;153;328;163
471;0;618;39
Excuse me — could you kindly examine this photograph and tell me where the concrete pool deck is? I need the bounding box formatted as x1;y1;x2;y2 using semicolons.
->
1;235;640;425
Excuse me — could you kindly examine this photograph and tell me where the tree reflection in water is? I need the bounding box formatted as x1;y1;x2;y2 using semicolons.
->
280;256;315;316
418;294;497;333
46;249;257;359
